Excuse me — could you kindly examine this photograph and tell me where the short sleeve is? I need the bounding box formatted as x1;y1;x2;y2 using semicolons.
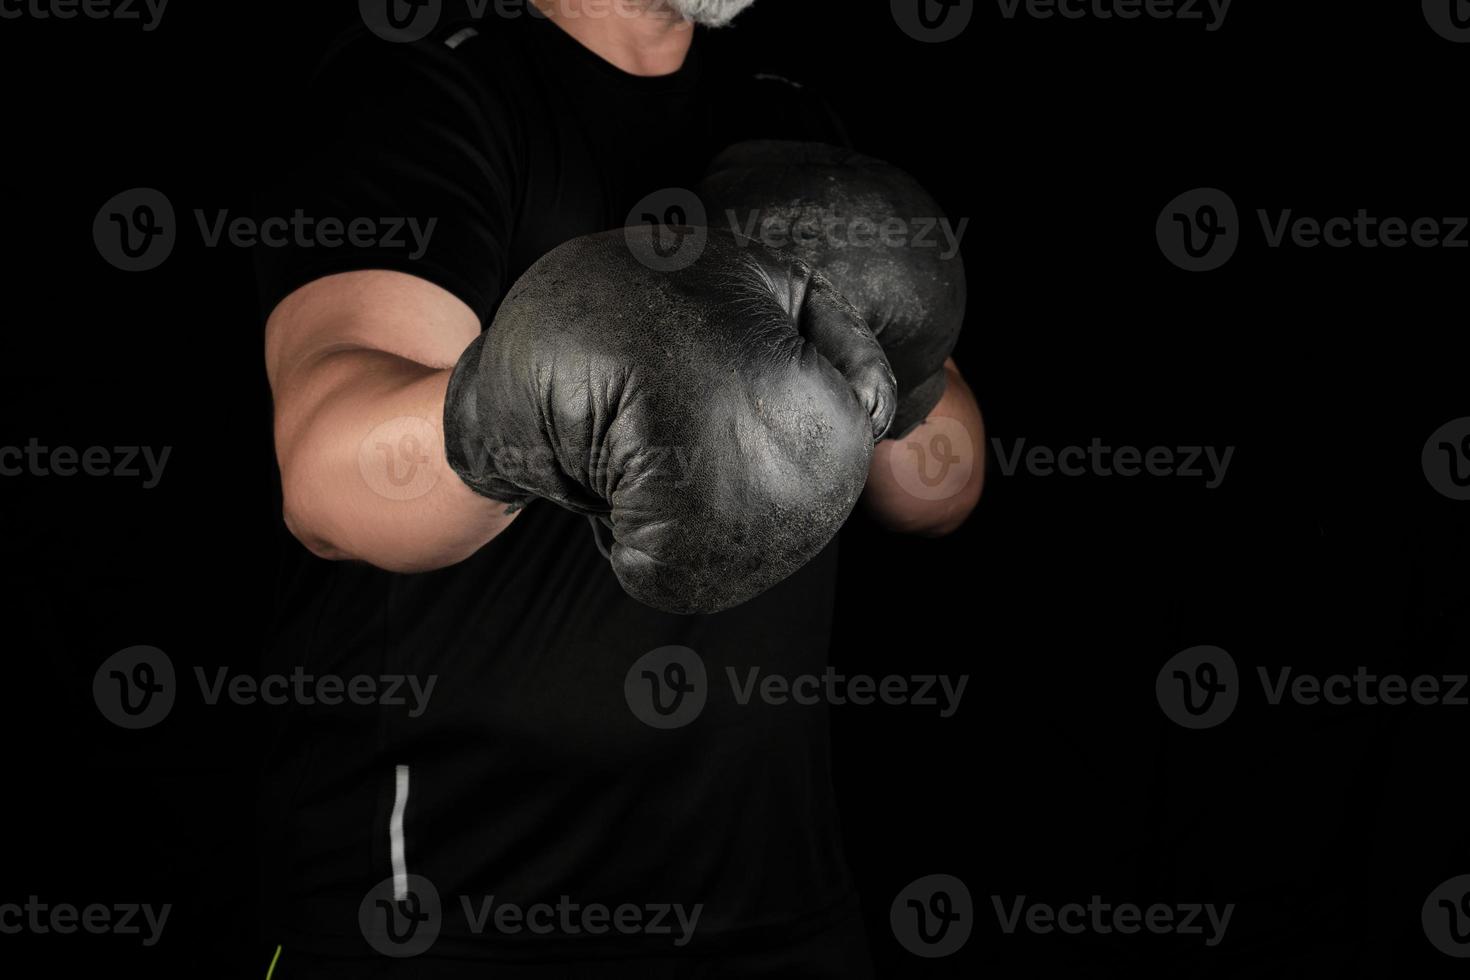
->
253;27;522;324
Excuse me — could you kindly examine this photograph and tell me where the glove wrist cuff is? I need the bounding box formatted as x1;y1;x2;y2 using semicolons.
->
443;334;526;504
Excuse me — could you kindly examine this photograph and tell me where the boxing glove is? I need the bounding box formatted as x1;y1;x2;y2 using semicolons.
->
699;140;966;438
443;226;895;615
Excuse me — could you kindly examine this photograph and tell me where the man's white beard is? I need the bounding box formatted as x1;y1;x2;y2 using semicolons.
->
657;0;758;27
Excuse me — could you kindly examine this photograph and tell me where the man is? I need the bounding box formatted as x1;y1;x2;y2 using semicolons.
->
255;0;983;975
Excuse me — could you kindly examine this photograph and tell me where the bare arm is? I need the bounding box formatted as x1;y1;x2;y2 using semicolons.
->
264;270;515;572
862;358;985;536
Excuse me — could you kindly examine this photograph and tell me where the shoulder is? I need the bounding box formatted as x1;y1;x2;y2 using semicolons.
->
304;15;536;111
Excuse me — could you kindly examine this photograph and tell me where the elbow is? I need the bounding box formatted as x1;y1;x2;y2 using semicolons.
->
869;497;977;538
280;465;354;563
914;509;972;539
278;455;485;574
276;418;361;564
924;480;983;537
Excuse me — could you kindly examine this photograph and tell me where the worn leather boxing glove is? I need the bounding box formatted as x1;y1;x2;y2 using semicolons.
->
443;226;895;615
699;140;966;438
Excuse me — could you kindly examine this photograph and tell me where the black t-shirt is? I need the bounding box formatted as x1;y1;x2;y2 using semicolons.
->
253;12;867;973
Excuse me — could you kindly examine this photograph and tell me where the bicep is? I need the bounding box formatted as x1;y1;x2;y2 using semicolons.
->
264;270;482;408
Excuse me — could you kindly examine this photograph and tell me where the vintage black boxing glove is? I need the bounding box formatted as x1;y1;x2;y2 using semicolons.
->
443;226;895;615
699;140;966;438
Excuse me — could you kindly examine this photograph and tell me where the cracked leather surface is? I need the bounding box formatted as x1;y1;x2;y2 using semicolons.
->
699;140;967;438
444;226;895;615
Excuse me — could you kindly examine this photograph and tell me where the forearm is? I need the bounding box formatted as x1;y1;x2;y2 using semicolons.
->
862;359;984;536
275;347;514;572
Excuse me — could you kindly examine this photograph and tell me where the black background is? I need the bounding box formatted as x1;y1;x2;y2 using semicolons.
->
3;0;1468;976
